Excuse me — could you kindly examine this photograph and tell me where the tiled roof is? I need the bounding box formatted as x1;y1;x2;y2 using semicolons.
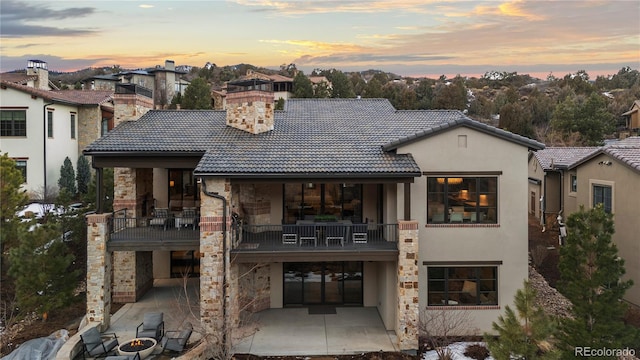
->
533;147;599;170
85;98;545;177
0;81;112;106
0;73;36;84
600;137;640;172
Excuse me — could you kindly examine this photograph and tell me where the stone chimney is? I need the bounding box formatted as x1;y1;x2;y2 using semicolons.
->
225;78;274;134
113;84;154;126
26;60;49;90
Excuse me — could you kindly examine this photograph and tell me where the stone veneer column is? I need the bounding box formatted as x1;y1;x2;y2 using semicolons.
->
396;220;419;351
86;213;112;329
199;178;232;348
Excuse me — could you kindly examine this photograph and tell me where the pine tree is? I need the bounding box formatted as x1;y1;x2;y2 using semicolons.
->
1;153;29;251
76;155;91;195
182;78;212;109
8;223;80;317
557;204;638;357
485;280;559;359
58;156;77;195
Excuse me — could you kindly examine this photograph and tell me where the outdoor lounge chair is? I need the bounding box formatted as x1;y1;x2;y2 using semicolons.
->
80;327;119;359
282;224;297;245
160;322;193;353
325;223;347;246
149;208;169;230
105;352;141;360
351;223;368;244
298;224;317;246
136;312;165;340
179;207;198;230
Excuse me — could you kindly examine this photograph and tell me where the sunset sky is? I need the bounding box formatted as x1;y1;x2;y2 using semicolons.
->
1;0;639;79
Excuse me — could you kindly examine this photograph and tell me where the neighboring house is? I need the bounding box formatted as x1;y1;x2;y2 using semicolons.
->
1;66;114;197
621;100;640;136
82;60;189;109
1;59;59;90
82;79;543;352
528;147;599;227
529;137;640;306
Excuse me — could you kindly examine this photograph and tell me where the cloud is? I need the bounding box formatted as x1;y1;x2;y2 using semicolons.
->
139;4;155;9
233;0;438;15
0;0;97;38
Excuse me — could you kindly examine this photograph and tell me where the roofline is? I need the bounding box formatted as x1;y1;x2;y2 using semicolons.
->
567;148;640;174
193;172;421;180
83;150;206;157
382;117;545;151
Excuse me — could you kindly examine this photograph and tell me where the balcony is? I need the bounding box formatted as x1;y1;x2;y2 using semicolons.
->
107;216;199;251
230;222;399;262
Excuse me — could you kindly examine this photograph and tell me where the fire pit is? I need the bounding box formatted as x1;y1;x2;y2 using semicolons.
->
117;337;157;359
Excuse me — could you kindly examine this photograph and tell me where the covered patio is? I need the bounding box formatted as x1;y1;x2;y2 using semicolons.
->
106;279;398;357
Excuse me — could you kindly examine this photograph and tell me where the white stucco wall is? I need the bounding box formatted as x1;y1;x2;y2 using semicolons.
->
1;88;80;196
396;127;531;333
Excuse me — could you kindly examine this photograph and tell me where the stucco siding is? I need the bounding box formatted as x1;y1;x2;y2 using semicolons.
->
574;154;640;306
396;127;530;332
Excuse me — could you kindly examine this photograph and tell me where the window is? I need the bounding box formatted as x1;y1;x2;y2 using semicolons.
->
14;160;27;182
570;174;577;192
593;184;612;213
283;183;363;223
427;177;497;224
47;111;53;138
428;266;498;306
1;110;27;136
70;113;76;139
101;118;109;136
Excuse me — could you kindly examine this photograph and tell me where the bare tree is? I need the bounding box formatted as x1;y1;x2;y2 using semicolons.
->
420;308;477;360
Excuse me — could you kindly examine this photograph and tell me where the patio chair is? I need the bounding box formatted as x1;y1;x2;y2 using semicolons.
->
325;223;347;246
105;352;141;360
298;224;317;247
160;322;193;353
282;224;297;245
351;223;368;244
149;208;169;230
136;312;165;341
179;207;198;230
450;212;463;223
80;326;119;359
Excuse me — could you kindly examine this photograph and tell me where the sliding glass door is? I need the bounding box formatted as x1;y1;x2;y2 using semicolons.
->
283;262;363;306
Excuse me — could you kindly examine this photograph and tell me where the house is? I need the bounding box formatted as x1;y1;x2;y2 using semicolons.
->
82;78;544;353
529;137;640;306
0;61;114;196
621;100;640;136
528;147;599;227
82;60;189;108
1;59;60;90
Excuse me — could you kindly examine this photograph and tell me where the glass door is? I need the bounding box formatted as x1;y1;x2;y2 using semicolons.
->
283;262;363;306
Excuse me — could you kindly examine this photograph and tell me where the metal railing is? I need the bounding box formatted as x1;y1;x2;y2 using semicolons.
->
108;209;200;242
232;223;398;250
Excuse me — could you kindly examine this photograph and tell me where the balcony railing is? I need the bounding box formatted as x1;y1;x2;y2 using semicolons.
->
231;223;398;251
108;213;199;243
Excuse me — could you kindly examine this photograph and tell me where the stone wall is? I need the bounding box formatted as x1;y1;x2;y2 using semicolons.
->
112;251;154;303
77;107;102;164
199;178;232;344
236;263;271;314
396;220;419;350
233;184;272;225
86;213;112;327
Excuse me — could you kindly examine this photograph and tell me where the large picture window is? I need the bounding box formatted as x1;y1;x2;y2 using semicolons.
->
428;266;498;306
593;184;612;213
1;110;27;136
283;183;362;224
427;177;497;224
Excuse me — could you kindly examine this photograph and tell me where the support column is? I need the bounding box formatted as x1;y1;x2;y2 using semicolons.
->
86;213;112;329
396;220;419;351
199;178;232;349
